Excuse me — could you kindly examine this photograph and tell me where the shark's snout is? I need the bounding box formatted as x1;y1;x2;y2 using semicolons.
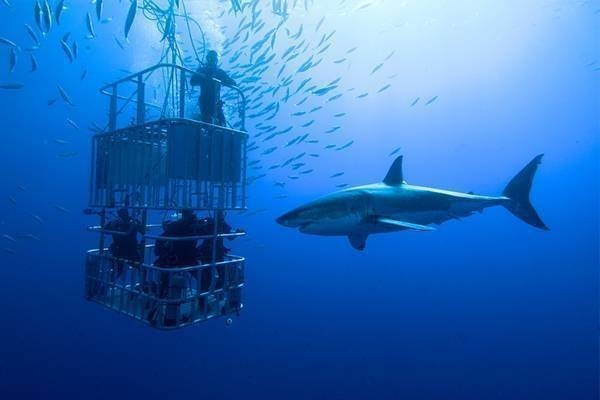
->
276;212;297;227
275;214;287;226
276;208;311;228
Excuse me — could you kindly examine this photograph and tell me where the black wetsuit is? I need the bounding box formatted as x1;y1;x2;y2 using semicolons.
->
197;217;234;264
154;214;212;267
105;217;142;262
190;65;236;126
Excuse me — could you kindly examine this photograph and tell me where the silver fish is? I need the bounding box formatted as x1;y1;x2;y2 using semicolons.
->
96;0;103;21
17;233;41;241
66;118;79;129
60;39;74;63
72;40;78;59
124;0;137;39
336;141;354;151
0;83;24;90
370;63;384;75
42;0;52;34
86;12;95;38
377;84;391;93
57;85;74;105
9;48;16;72
30;54;38;72
33;1;43;33
315;16;325;32
0;37;19;48
115;37;125;50
55;0;64;25
24;25;39;47
2;234;16;243
425;95;438;105
54;205;70;213
389;147;402;156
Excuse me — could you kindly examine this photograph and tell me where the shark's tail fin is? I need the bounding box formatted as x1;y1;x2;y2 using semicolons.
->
502;154;549;230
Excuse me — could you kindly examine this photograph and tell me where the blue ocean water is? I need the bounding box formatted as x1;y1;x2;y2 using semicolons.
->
0;1;598;399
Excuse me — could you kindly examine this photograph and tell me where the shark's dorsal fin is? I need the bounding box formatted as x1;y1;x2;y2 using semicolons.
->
383;156;404;185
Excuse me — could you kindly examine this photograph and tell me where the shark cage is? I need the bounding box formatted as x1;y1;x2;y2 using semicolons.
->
84;63;249;329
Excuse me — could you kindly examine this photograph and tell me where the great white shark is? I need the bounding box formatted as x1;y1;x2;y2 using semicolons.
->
276;155;548;250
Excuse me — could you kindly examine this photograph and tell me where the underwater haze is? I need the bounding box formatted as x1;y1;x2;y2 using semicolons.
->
0;0;599;399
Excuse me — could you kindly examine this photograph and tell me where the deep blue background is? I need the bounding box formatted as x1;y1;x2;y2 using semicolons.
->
0;1;598;399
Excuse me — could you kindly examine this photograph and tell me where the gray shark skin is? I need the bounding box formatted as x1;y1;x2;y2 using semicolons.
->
276;155;549;250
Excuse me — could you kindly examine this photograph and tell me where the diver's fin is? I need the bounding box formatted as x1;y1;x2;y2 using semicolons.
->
383;155;404;185
502;154;549;230
348;233;368;251
376;217;435;231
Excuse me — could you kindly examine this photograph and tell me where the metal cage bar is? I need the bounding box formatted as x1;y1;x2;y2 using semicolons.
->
85;248;244;330
89;119;247;211
99;63;247;131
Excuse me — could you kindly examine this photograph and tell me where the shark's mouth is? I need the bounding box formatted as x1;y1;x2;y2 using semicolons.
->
298;222;314;233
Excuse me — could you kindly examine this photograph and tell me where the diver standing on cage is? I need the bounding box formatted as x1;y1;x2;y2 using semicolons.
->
190;50;237;126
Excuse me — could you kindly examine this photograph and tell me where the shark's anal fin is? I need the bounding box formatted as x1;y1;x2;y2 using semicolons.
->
376;217;435;231
348;233;368;251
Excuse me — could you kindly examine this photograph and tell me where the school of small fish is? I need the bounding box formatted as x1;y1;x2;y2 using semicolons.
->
0;0;451;251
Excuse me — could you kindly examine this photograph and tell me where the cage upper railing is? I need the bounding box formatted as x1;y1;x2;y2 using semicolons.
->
89;118;248;210
99;63;247;132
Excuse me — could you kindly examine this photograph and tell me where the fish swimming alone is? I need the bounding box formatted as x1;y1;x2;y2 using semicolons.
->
276;154;548;250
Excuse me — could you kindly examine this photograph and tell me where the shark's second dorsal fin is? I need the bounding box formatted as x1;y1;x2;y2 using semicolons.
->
383;156;404;185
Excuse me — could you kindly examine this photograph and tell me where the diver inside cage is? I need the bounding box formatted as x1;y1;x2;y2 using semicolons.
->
103;207;144;280
153;210;244;294
196;210;245;291
146;210;244;327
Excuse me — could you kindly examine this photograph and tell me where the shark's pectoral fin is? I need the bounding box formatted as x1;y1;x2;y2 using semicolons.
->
348;233;368;251
376;217;435;231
